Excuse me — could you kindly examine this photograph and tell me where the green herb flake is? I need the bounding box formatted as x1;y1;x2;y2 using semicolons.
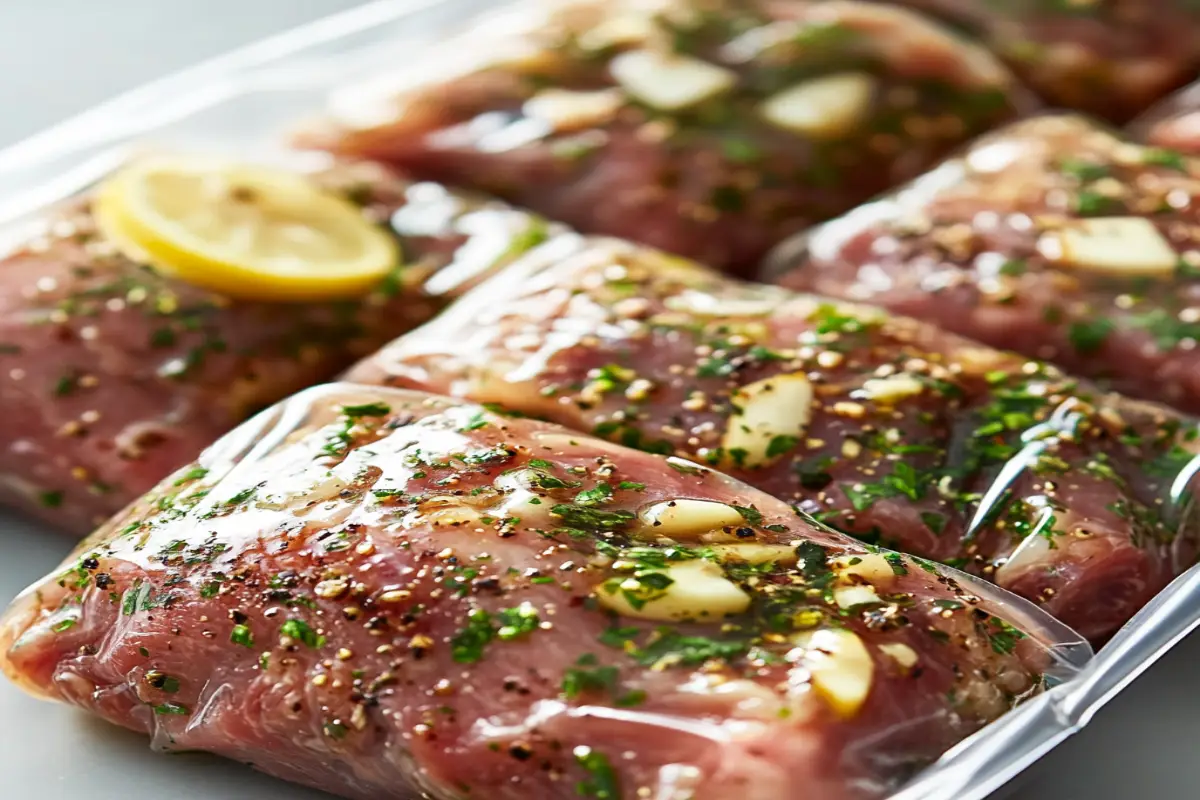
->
231;624;254;648
1067;318;1114;353
460;410;490;431
574;746;621;799
279;619;325;649
341;402;391;419
575;483;613;507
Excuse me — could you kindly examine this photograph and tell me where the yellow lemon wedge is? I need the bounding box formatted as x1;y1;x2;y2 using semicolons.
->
93;156;400;302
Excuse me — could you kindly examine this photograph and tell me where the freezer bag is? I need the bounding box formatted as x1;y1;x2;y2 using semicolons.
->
1131;78;1200;155
0;382;1087;800
870;0;1200;122
0;156;550;535
767;114;1200;417
304;0;1030;275
349;233;1200;643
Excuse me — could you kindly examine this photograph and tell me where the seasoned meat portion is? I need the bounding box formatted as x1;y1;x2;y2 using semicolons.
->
880;0;1200;122
1134;79;1200;155
303;0;1027;275
348;237;1200;642
0;163;548;534
0;384;1081;800
769;114;1200;416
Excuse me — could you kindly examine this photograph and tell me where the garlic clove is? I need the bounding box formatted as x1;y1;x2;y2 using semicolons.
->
760;72;877;139
721;372;814;468
610;49;737;111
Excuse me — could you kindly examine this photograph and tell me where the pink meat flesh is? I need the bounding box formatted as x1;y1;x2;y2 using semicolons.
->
1;384;1077;800
348;235;1200;642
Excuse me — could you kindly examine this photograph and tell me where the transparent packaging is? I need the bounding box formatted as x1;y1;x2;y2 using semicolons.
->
0;1;1194;799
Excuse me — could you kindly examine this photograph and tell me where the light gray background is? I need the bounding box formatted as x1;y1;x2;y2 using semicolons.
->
0;1;1195;798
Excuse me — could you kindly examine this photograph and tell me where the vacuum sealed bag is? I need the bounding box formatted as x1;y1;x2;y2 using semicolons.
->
767;114;1200;415
0;158;549;535
1;1;1200;799
349;233;1200;643
0;383;1088;800
304;0;1030;274
869;0;1200;122
1131;78;1200;156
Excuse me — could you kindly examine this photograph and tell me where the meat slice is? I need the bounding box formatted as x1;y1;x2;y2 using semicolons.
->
0;162;549;534
347;236;1200;642
302;0;1028;275
769;114;1200;417
0;383;1082;800
878;0;1200;122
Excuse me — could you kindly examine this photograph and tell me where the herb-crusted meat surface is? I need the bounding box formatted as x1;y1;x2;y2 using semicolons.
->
0;384;1077;800
349;236;1200;642
305;0;1027;275
769;114;1200;416
0;165;547;534
879;0;1200;122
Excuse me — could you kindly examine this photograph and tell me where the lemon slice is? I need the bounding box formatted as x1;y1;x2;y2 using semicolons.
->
93;156;400;302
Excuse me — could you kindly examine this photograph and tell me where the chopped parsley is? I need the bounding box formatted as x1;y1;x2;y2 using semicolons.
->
279;619;325;649
1067;318;1114;353
574;746;621;800
230;624;254;647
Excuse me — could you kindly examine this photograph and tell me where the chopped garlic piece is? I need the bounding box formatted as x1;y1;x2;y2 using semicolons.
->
833;584;881;609
610;50;736;111
878;642;919;671
760;72;877;139
640;498;745;537
831;553;896;584
1043;217;1177;276
523;88;625;131
721;372;814;468
578;14;657;51
709;543;798;565
857;374;925;403
597;560;750;621
806;628;875;719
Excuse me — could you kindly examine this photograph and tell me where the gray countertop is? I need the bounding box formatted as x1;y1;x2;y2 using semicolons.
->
0;2;1194;798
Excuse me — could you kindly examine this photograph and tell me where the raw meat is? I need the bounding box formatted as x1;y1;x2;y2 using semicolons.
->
0;383;1082;800
348;235;1200;641
304;0;1029;275
0;162;548;534
769;114;1200;416
881;0;1200;122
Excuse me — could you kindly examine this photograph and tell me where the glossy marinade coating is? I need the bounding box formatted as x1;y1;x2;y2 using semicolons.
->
349;237;1200;642
1134;79;1200;155
881;0;1200;122
0;163;548;534
1;384;1076;800
304;0;1027;275
770;114;1200;417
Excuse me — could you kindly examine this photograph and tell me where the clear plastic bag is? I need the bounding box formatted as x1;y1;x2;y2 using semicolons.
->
0;382;1091;800
765;114;1200;417
301;0;1031;275
856;0;1200;123
1130;78;1200;156
350;232;1200;645
0;1;1196;799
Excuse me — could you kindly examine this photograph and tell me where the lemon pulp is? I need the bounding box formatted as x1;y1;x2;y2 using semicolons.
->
93;156;400;302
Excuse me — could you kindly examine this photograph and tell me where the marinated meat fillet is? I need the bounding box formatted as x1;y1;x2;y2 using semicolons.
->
1133;79;1200;155
0;161;548;534
348;236;1200;642
0;384;1085;800
879;0;1200;122
303;0;1028;275
769;114;1200;416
